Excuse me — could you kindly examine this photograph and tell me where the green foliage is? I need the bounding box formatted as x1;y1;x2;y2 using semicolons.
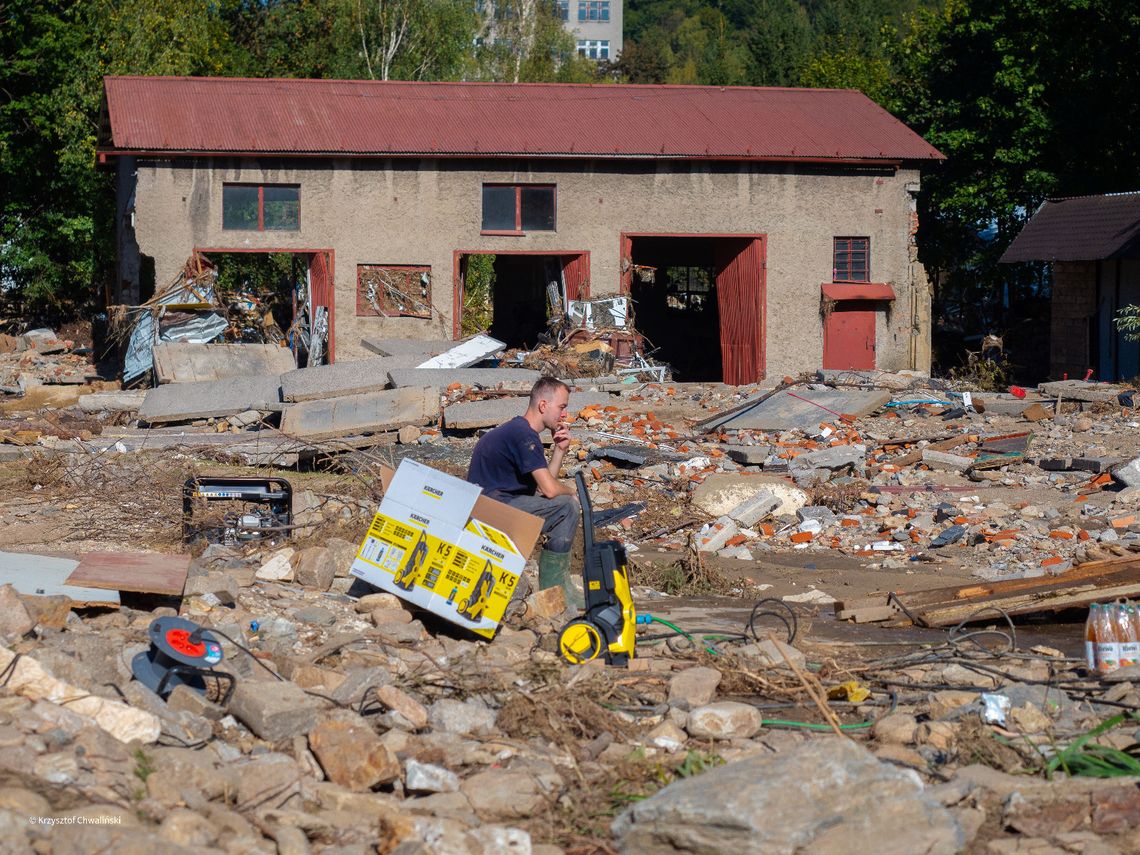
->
461;254;495;336
1115;305;1140;342
1045;713;1140;779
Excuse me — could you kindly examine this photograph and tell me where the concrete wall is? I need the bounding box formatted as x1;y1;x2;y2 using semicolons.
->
122;156;930;378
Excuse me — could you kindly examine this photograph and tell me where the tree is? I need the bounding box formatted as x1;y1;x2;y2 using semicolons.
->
352;0;477;81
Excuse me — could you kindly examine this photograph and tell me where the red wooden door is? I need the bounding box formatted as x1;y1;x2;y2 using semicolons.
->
561;253;590;301
714;237;766;384
823;304;876;369
308;251;335;363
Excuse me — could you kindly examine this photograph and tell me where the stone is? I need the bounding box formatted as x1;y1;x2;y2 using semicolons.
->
668;667;722;709
158;809;218;847
795;444;866;471
256;548;295;582
612;738;962;855
1113;456;1140;489
0;787;51;817
375;685;429;730
698;517;738;552
229;679;321;742
0;585;33;640
686;702;763;740
526;586;567;619
460;769;545;819
726;490;780;527
294;546;336;591
917;721;958;751
308;719;399;791
293;606;336;626
398;425;422;444
428;699;497;735
647;720;688;752
748;638;807;669
405;759;460;793
19;595;72;630
274;826;312;855
233;752;303;808
355;592;403;612
166;685;226;721
691;473;809;518
922;449;974;471
873;712;918;745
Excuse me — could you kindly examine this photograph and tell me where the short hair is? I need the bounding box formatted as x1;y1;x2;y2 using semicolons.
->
529;376;570;408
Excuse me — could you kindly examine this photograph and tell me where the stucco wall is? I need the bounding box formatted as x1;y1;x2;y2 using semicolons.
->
124;156;929;378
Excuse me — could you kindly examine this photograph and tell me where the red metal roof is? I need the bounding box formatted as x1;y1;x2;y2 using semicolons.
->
100;76;943;164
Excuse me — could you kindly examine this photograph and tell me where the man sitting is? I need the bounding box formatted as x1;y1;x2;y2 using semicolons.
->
467;376;582;607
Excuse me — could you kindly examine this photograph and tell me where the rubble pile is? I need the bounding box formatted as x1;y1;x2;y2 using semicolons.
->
0;328;99;393
3;339;1140;852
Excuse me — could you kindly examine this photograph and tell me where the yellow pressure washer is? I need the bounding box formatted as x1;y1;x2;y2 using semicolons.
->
557;472;637;666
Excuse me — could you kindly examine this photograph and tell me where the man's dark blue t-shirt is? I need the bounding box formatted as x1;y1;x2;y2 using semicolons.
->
467;416;548;500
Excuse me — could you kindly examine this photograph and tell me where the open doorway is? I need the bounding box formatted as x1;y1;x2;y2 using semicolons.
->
198;249;335;365
622;234;765;384
456;252;589;348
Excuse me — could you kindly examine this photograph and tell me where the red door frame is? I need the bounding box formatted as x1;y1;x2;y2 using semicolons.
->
195;246;336;363
620;232;767;383
451;249;590;339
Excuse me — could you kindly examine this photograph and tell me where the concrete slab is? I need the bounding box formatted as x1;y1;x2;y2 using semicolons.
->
443;392;615;430
137;374;283;424
388;368;539;392
153;343;296;384
1038;380;1121;403
361;338;455;359
280;355;421;402
718;389;891;431
691;473;808;518
76;390;147;413
279;387;437;440
0;551;120;607
416;334;505;369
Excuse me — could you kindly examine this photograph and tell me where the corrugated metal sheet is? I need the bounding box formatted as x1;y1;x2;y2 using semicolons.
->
101;76;943;163
1000;192;1140;263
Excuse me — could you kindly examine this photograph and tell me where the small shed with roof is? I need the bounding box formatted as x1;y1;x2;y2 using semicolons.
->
98;76;943;382
1001;192;1140;382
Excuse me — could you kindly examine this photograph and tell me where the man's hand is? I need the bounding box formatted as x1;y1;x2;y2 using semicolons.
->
551;422;571;452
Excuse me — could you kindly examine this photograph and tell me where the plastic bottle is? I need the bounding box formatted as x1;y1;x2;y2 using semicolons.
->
1122;604;1140;668
1085;604;1099;671
1096;603;1122;673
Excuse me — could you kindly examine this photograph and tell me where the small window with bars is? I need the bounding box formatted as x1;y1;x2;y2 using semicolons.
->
832;237;869;282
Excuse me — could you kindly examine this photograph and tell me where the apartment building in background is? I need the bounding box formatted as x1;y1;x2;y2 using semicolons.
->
556;0;623;61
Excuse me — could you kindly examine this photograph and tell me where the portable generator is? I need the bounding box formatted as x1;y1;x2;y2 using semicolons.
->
557;472;637;666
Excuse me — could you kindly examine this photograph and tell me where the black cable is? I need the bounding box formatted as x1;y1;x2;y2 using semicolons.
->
746;598;797;644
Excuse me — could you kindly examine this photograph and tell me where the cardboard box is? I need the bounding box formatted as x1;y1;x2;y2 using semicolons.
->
351;461;542;638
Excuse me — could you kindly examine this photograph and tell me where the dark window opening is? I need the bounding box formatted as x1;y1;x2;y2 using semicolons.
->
481;184;555;233
460;253;579;348
833;237;869;282
223;184;300;231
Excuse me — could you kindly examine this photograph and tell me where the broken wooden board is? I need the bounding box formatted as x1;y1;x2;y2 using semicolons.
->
0;551;120;607
65;551;192;596
717;388;891;431
1038;380;1121;403
153;342;296;384
835;555;1140;627
279;386;437;440
416;334;505;369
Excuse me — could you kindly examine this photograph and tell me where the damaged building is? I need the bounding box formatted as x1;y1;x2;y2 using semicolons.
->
98;76;943;383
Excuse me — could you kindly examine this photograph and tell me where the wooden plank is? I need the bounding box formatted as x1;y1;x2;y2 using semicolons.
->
0;551;120;607
915;575;1140;627
65;551;192;596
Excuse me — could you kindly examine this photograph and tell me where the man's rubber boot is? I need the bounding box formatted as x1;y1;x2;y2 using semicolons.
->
538;549;584;610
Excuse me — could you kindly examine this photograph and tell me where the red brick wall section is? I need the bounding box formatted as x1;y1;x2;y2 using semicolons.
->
1050;261;1096;379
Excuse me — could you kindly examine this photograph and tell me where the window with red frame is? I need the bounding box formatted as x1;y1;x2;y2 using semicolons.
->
481;184;556;233
223;184;300;231
832;237;869;282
